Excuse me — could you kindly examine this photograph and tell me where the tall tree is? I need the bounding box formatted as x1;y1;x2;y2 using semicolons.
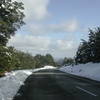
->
75;40;91;64
89;28;100;62
75;27;100;64
0;0;25;45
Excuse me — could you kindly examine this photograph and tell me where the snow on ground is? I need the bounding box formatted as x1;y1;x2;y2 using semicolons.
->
0;66;56;100
33;65;56;72
0;70;33;100
59;63;100;82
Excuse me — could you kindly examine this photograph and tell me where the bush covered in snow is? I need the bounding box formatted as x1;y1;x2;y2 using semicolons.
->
0;46;13;76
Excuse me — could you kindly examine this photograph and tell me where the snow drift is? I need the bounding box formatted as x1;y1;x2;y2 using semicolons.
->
33;65;56;72
59;63;100;82
0;66;56;100
0;70;33;100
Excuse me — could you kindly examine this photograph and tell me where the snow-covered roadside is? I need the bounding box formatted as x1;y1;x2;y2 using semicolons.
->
0;66;56;100
33;65;56;72
0;70;33;100
59;63;100;82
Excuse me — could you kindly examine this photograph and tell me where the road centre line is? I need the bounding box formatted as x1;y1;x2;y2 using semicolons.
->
76;86;97;97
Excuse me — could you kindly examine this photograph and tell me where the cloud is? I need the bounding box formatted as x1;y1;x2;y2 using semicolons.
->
8;33;78;58
65;20;78;32
17;0;50;21
48;39;78;58
48;20;78;33
8;34;51;52
11;0;80;58
57;40;74;50
29;19;79;34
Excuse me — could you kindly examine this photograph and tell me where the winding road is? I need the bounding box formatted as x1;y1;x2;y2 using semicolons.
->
13;69;100;100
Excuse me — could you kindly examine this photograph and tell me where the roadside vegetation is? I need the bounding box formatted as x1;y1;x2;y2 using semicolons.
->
0;45;57;76
75;28;100;64
0;0;25;76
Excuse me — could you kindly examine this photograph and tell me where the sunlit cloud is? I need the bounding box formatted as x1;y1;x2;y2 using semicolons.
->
8;34;51;51
57;40;74;50
8;33;78;58
17;0;50;21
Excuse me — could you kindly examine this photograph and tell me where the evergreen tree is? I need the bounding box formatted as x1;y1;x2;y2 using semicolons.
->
0;0;25;75
34;54;56;68
0;0;25;45
75;27;100;64
45;54;56;66
75;40;91;64
15;51;35;70
88;28;100;62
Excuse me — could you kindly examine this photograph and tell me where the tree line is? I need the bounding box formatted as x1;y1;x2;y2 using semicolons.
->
58;28;100;66
0;0;25;76
0;45;57;76
75;28;100;64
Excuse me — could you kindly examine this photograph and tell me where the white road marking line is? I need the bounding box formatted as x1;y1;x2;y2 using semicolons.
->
76;86;98;97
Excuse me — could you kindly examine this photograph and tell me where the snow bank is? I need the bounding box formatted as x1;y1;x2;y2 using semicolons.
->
0;70;33;100
43;66;56;69
59;63;100;81
0;66;56;100
33;66;56;72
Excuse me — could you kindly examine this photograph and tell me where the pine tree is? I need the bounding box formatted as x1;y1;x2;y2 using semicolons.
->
75;27;100;64
89;28;100;62
75;40;91;64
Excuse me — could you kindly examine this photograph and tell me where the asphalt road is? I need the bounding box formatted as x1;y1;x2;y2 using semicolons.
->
13;69;100;100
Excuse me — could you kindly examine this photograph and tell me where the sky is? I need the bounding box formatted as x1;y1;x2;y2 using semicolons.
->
8;0;100;58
